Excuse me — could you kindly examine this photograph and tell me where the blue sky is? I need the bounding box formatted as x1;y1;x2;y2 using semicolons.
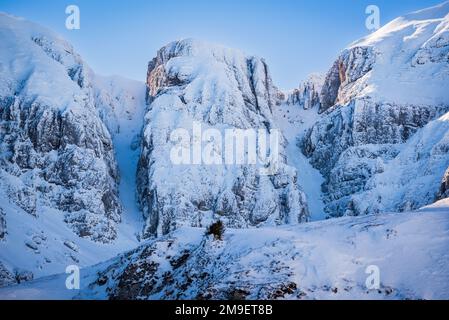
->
0;0;444;88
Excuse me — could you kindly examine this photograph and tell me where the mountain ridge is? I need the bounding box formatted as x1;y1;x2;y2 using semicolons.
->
0;2;449;299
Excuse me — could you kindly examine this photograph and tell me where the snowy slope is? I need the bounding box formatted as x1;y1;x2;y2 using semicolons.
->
346;1;449;106
0;72;146;281
1;1;449;299
0;190;138;282
319;1;449;111
0;12;121;243
1;202;448;300
302;2;449;217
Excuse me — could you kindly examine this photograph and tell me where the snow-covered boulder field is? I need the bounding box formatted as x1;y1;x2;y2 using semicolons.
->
1;200;448;300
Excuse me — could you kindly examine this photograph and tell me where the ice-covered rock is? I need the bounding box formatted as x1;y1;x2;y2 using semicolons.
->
0;13;152;284
2;1;449;297
349;111;449;215
319;47;375;114
0;262;15;288
286;74;323;110
438;167;449;200
0;13;122;242
301;2;449;217
138;39;309;238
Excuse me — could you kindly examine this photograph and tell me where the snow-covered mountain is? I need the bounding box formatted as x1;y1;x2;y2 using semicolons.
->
0;13;121;242
138;39;309;238
285;73;323;110
301;1;449;217
1;1;449;300
273;75;326;221
0;13;143;284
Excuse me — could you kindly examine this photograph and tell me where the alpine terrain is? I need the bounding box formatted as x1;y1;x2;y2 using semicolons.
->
0;2;449;299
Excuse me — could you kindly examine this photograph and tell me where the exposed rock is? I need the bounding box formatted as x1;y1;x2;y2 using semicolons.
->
25;241;39;252
438;167;449;200
138;39;309;238
301;4;449;217
286;74;323;110
0;262;15;288
14;268;34;284
319;47;375;114
63;240;79;252
0;13;121;242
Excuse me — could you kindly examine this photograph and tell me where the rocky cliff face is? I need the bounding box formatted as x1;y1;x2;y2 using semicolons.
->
138;39;309;238
319;47;375;114
301;3;449;217
438;167;449;200
349;110;449;215
0;13;122;242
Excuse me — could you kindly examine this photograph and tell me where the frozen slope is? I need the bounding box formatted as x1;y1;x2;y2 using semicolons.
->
0;13;144;283
0;192;139;283
302;1;449;217
0;72;145;282
0;72;146;283
346;1;449;107
1;201;448;300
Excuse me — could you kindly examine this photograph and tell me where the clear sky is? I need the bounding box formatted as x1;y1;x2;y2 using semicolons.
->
0;0;444;89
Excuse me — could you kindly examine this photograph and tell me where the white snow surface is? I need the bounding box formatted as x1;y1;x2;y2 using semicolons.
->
0;73;146;279
139;38;308;237
0;12;89;112
1;202;448;300
93;74;147;240
0;71;146;278
354;110;449;214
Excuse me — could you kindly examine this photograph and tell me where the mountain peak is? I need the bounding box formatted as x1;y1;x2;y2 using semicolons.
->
157;38;247;59
351;1;449;49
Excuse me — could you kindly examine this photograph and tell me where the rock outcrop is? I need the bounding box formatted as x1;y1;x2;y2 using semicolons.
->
438;167;449;200
301;3;449;217
0;13;121;242
138;39;309;238
75;206;449;300
286;74;323;110
0;208;5;241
